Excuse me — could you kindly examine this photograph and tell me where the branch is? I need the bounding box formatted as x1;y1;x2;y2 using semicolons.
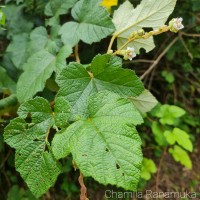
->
179;34;193;60
140;37;178;80
181;32;200;37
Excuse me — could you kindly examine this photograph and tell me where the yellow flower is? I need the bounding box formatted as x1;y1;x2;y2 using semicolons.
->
101;0;118;10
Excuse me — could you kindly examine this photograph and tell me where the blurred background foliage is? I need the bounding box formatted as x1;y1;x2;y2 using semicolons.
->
0;0;200;199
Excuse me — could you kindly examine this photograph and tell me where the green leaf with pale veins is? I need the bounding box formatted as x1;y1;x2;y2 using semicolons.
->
16;46;72;103
56;54;144;118
59;0;115;46
112;0;177;53
52;91;143;191
4;97;63;198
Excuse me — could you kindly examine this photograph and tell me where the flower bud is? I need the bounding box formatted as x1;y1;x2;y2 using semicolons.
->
169;18;184;33
137;29;145;36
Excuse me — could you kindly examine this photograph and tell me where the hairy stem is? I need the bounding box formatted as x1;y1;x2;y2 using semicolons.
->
78;173;88;200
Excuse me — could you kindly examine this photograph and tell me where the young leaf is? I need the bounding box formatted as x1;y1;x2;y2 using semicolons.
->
4;97;62;198
140;158;157;180
56;54;144;118
129;90;158;113
164;128;193;152
155;104;186;125
59;0;115;46
169;145;192;169
112;0;177;53
152;121;168;146
52;91;143;191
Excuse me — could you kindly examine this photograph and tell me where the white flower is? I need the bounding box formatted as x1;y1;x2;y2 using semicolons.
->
173;18;184;30
169;18;184;32
124;47;136;60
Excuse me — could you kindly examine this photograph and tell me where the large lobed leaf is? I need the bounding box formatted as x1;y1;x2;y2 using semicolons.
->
59;0;115;46
4;97;71;197
112;0;177;53
56;54;144;118
52;91;143;191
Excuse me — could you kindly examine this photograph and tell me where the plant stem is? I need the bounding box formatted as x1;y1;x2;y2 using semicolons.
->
107;35;116;53
78;173;88;200
75;44;80;63
113;37;135;55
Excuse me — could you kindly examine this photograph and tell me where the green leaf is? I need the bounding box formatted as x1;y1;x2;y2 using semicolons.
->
0;9;6;27
161;70;175;83
6;33;29;69
27;27;49;56
55;45;73;74
152;121;168;146
45;0;78;26
164;128;193;152
16;46;72;103
90;54;122;75
45;0;77;16
57;54;144;118
2;5;33;38
155;105;186;125
16;50;56;103
17;97;53;123
54;96;71;128
0;66;16;93
4;97;62;197
52;91;143;191
112;0;177;53
169;145;192;169
59;0;115;46
129;90;158;113
140;158;157;180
